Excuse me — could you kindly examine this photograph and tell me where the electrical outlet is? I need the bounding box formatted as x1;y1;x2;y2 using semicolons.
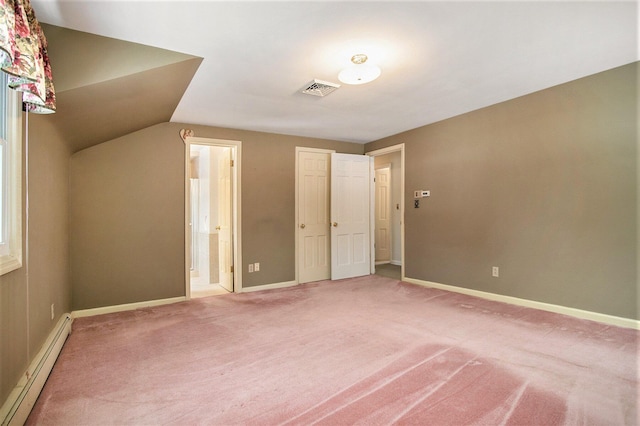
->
50;303;55;320
254;262;260;272
492;266;499;277
248;264;254;273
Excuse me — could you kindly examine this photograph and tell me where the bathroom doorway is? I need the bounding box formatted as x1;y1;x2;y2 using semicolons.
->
186;138;242;298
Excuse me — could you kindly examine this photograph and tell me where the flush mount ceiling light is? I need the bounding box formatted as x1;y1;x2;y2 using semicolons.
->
338;54;381;85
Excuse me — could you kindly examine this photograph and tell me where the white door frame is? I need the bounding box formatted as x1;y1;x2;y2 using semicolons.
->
184;137;243;298
366;143;405;280
295;146;335;284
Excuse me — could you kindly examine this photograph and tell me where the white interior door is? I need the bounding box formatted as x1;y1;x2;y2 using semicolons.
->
375;166;391;263
331;153;372;280
298;150;331;283
218;147;233;291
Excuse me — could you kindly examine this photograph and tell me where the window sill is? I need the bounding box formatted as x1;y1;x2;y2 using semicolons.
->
0;254;22;276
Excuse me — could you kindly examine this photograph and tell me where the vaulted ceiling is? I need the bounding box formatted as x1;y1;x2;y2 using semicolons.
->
40;24;201;152
33;1;638;151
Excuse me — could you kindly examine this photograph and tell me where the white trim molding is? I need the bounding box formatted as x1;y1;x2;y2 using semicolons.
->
0;82;23;276
1;314;72;426
404;277;640;330
241;280;298;293
71;297;186;318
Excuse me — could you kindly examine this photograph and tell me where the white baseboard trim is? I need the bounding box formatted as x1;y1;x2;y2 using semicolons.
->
403;277;640;330
375;261;402;266
1;314;72;426
241;280;298;293
71;296;186;318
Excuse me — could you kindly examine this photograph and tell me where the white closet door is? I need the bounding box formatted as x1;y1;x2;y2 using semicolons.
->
298;150;331;283
331;153;372;280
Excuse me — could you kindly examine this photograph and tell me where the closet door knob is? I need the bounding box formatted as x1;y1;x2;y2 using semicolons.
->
300;224;306;229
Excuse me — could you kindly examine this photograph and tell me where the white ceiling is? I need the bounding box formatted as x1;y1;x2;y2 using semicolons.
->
31;1;638;144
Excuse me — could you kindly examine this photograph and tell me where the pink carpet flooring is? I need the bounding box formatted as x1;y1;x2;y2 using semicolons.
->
27;275;638;425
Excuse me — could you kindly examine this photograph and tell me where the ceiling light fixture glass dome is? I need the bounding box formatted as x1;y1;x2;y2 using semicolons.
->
338;54;381;85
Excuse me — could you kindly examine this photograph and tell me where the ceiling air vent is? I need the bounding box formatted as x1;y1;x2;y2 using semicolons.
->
301;79;340;97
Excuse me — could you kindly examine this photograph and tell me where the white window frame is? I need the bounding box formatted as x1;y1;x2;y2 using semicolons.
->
0;72;23;275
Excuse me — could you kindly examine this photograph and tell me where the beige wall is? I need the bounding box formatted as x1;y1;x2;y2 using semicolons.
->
366;62;638;320
216;126;363;287
69;122;363;309
0;114;71;403
69;124;185;310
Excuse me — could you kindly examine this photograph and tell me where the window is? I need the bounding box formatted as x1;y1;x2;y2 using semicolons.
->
0;71;22;274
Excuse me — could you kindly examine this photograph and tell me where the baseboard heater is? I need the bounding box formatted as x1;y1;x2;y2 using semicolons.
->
1;313;72;426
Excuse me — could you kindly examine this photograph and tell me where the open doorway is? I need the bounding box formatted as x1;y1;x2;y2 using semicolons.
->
186;138;242;298
367;144;405;281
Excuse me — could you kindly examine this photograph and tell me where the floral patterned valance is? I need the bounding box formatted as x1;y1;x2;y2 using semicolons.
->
0;0;55;113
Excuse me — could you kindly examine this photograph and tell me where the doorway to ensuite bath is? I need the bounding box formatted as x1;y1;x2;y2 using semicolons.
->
186;138;242;298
